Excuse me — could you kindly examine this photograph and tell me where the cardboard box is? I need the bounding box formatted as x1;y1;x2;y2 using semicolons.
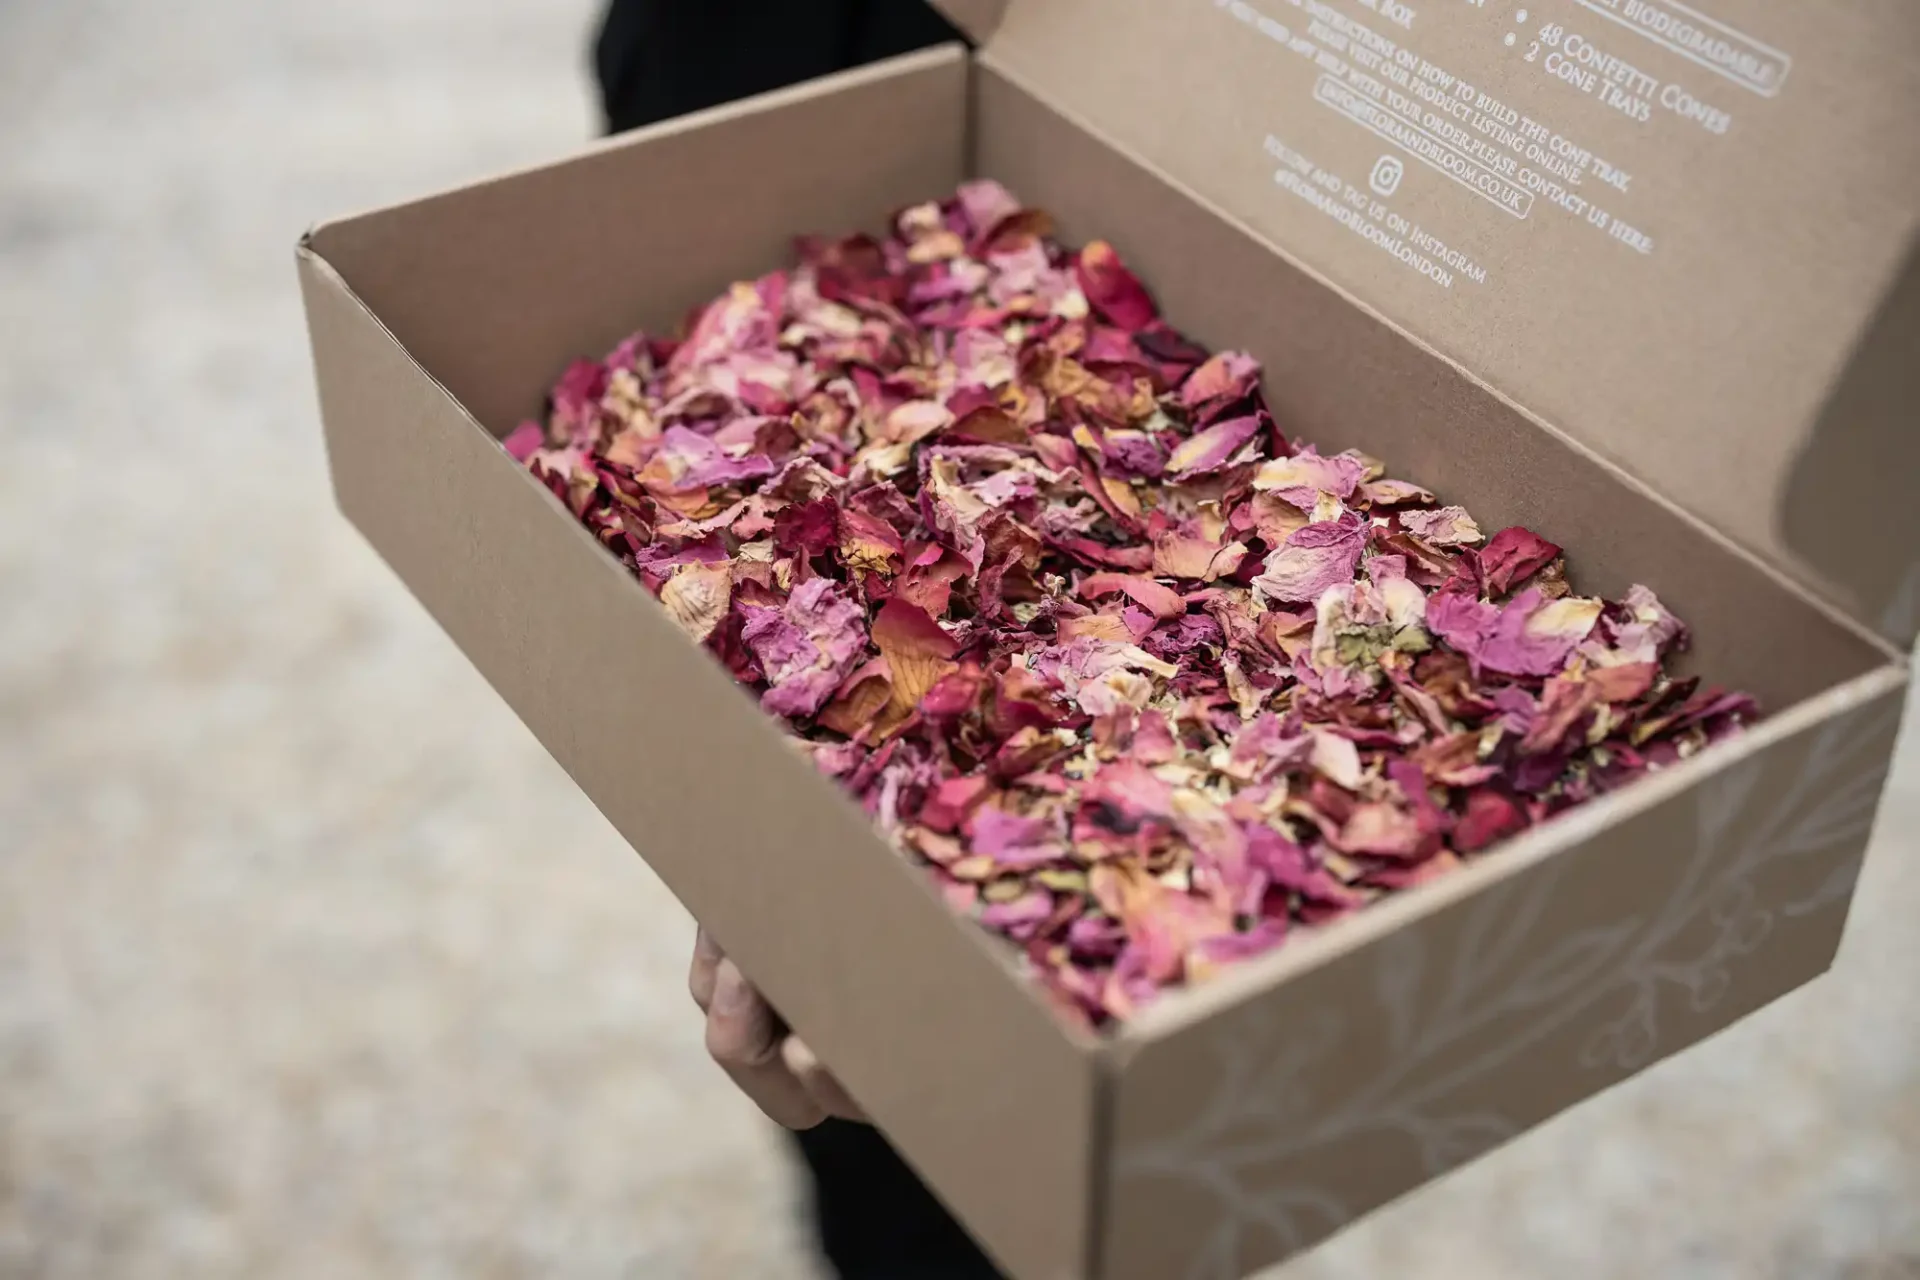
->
297;4;1917;1276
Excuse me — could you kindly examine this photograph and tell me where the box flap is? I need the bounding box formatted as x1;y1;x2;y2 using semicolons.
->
979;0;1920;647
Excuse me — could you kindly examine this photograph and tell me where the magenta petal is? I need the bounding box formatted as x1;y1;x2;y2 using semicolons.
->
1178;350;1261;409
657;425;776;488
1252;512;1367;603
550;358;607;429
743;579;868;718
1166;414;1264;481
969;807;1064;866
1478;590;1602;677
1426;584;1501;658
979;890;1055;938
1196;919;1290;964
503;422;546;463
955;179;1023;241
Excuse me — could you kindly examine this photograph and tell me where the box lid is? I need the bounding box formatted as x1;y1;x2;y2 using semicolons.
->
954;0;1920;648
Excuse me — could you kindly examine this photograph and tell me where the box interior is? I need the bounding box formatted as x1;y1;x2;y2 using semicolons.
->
305;43;1902;1280
312;44;1891;714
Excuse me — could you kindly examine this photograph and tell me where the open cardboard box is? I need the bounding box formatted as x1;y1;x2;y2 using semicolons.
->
297;4;1917;1277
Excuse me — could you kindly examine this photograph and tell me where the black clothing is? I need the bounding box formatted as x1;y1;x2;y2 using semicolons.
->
593;13;1001;1279
792;1118;1005;1279
595;0;962;135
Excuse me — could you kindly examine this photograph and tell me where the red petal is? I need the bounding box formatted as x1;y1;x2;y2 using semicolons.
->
1480;526;1562;595
1075;240;1159;331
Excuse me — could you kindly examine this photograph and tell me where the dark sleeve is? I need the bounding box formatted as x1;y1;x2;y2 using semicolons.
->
790;1119;1006;1279
594;0;964;136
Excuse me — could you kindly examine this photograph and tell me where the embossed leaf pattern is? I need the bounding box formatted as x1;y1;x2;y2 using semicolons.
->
1581;697;1902;1072
1501;918;1641;1010
1783;852;1869;920
1117;694;1900;1280
1411;1113;1519;1173
1373;931;1424;1057
1119;856;1645;1277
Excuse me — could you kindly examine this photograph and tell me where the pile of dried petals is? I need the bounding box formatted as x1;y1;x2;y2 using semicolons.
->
504;181;1756;1027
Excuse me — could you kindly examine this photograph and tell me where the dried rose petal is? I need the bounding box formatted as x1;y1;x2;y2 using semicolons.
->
968;806;1062;864
870;598;959;721
1166;414;1264;481
1309;729;1364;789
1426;584;1501;658
1251;512;1368;604
1588;661;1658;703
506;181;1756;1029
1361;478;1434;506
1151;522;1247;581
1252;447;1366;507
817;659;895;738
1075;241;1159;331
1179;350;1261;413
1455;787;1529;852
954;180;1023;242
742;578;868;717
1336;801;1427;858
1400;505;1483;546
658;560;733;644
1481;592;1604;677
1480;526;1562;595
503;421;546;462
1078;572;1187;620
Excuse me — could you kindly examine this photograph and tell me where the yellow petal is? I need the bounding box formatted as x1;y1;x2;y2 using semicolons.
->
659;561;733;644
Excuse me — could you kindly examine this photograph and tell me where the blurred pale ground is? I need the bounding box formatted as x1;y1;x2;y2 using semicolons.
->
0;1;1914;1277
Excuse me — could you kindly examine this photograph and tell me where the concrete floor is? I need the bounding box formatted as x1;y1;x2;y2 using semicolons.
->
0;2;1914;1277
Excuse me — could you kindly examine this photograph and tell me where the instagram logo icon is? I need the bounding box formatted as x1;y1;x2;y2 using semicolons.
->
1369;154;1405;197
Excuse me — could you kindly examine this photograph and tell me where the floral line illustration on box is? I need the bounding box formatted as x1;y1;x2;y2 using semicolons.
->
1117;694;1901;1280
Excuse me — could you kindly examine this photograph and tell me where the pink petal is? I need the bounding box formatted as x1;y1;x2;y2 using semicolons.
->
1166;414;1264;481
1251;512;1367;603
1252;446;1367;506
503;422;546;463
1400;505;1483;546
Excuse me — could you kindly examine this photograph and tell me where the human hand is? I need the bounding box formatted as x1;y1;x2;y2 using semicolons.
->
690;927;866;1129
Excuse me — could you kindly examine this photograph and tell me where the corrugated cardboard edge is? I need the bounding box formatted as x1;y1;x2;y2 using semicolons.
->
294;206;1105;1279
